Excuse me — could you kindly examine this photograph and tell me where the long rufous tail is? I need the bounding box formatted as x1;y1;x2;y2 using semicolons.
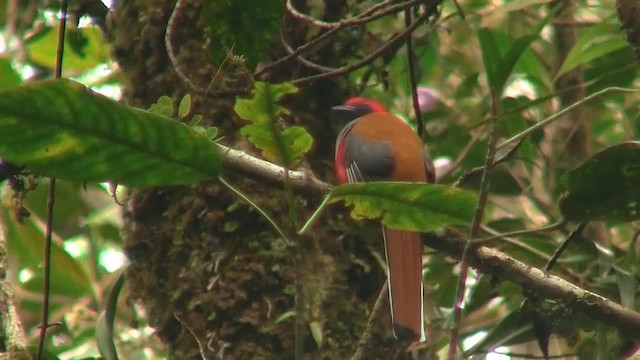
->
382;227;425;343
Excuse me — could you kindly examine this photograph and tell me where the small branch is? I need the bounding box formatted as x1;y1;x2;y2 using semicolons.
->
351;281;388;360
497;87;640;151
448;89;501;360
404;7;424;139
257;0;435;78
279;31;337;73
218;144;331;194
423;230;640;335
217;141;640;336
292;5;438;86
38;2;67;358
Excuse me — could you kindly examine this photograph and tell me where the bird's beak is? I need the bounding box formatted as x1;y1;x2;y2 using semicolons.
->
331;105;358;114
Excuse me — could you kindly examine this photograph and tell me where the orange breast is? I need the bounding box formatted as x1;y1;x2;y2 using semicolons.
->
350;113;428;182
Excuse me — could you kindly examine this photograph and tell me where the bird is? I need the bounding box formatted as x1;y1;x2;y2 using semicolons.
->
332;97;435;343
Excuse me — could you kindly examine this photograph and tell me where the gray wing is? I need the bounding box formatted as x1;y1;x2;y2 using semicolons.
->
343;134;395;183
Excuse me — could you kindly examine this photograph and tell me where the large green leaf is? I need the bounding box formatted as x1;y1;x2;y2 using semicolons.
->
0;79;221;186
235;82;312;166
555;21;629;80
328;182;477;232
559;142;640;222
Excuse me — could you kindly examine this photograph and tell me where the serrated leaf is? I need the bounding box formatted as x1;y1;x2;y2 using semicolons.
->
147;95;174;117
555;21;629;80
96;271;125;360
236;82;311;166
328;183;477;232
0;79;221;186
558;142;640;222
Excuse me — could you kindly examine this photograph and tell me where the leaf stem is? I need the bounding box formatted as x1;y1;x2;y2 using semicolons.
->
497;87;640;151
298;193;332;235
219;177;291;244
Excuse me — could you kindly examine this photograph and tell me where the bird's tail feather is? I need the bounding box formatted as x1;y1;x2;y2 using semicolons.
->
382;227;425;343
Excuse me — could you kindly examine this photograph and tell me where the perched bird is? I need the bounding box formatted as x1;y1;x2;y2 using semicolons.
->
332;97;435;343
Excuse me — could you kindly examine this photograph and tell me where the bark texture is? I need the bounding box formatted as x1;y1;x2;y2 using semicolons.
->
109;0;415;358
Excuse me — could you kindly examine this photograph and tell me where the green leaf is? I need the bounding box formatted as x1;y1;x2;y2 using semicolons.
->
27;25;110;75
495;34;538;92
236;82;312;166
178;94;192;118
328;182;477;232
202;1;285;69
0;79;221;186
309;321;323;348
555;21;629;80
478;28;502;92
0;58;21;89
96;271;125;360
147;95;174;118
559;142;640;222
0;205;94;304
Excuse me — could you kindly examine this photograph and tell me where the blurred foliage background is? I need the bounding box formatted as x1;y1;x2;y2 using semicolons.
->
1;0;640;359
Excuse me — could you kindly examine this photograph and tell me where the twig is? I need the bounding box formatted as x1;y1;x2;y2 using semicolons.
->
404;7;424;139
422;230;640;335
174;313;209;360
350;281;388;360
448;89;501;360
545;222;587;272
497;87;640;151
279;31;337;73
292;6;437;86
286;0;397;29
215;142;640;336
256;0;428;77
437;130;482;180
37;2;67;358
218;143;331;194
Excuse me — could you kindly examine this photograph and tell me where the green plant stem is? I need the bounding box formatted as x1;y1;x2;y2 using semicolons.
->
298;194;332;234
475;220;566;244
219;177;291;244
497;87;640;151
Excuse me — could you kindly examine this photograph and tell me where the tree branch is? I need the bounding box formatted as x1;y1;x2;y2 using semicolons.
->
219;145;640;336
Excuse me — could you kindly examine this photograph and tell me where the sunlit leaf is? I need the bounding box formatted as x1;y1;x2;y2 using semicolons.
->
235;82;312;166
559;142;640;222
328;182;477;232
0;79;221;186
27;25;110;75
